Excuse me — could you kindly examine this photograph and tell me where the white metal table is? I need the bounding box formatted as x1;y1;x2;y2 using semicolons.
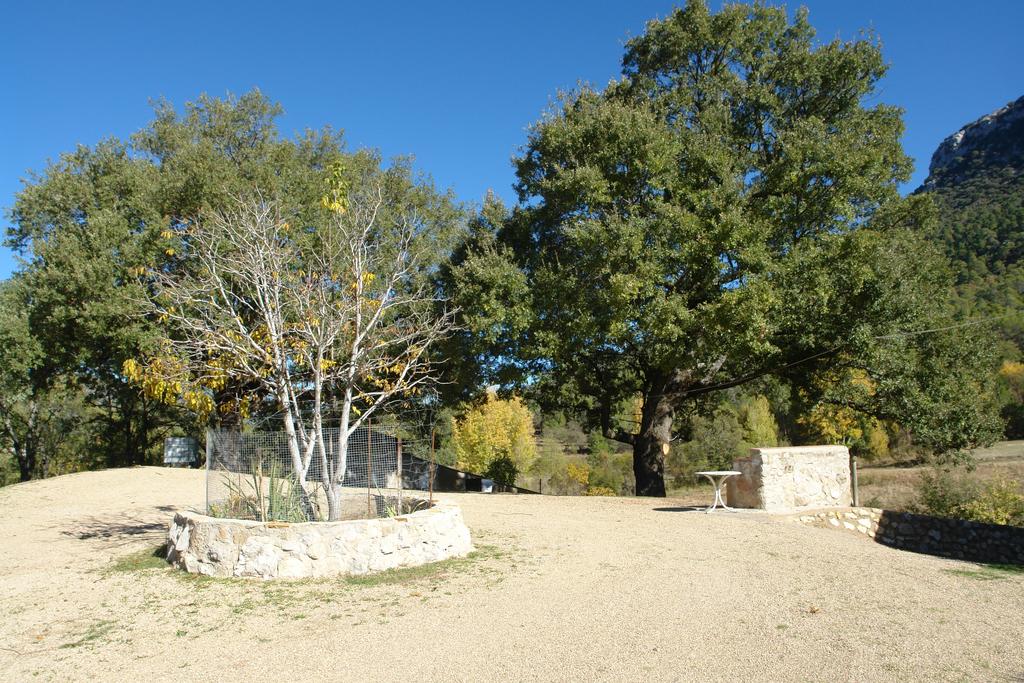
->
695;470;742;513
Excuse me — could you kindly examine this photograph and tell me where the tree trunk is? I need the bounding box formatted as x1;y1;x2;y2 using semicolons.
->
278;390;320;521
16;442;34;482
326;485;343;522
632;391;673;497
5;404;37;482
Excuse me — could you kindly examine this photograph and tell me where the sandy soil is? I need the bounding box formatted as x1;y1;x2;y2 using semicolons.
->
0;467;1021;682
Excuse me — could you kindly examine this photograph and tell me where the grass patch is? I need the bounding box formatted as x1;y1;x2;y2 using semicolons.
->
105;539;512;628
943;563;1024;581
231;598;256;614
343;544;506;588
61;620;117;649
108;544;169;574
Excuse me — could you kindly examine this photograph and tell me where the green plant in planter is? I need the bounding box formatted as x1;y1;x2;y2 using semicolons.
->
214;457;309;523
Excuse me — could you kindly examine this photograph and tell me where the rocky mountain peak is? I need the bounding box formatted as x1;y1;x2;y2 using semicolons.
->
922;95;1024;189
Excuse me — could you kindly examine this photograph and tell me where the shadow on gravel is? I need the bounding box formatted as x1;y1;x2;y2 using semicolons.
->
62;516;169;543
652;506;705;513
874;510;1024;566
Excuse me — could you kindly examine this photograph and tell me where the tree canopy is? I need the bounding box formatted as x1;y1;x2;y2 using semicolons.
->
3;90;462;479
445;0;1002;495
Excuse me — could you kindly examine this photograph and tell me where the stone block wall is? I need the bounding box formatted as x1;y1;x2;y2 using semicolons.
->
796;507;1024;565
166;500;473;579
727;445;852;511
797;507;882;538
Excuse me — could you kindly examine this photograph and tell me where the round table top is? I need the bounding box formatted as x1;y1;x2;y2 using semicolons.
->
695;470;742;476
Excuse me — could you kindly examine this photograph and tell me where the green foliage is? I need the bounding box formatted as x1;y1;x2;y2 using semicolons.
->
917;97;1024;438
862;422;891;461
436;195;532;402
584;486;617;497
737;395;779;448
210;459;309;523
688;404;749;472
538;456;592;496
539;412;589;452
998;361;1024;438
958;481;1024;526
586;447;631;495
914;470;1024;527
484;455;519;487
914;470;977;518
4;91;329;469
667;403;749;487
0;452;19;487
0;276;100;482
519;410;634;495
448;0;1001;494
943;563;1024;581
921;96;1024;294
108;545;169;574
3;89;462;479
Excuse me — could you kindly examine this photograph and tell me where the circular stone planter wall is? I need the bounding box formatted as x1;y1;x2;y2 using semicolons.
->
165;501;473;579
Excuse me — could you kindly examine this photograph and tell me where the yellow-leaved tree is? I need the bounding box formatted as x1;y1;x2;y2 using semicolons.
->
798;370;890;460
451;393;537;476
1000;360;1024;403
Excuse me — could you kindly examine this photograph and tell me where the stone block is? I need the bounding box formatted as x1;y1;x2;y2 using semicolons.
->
727;446;852;511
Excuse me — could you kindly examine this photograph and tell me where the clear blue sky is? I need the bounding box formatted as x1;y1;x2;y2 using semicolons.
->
3;1;1022;279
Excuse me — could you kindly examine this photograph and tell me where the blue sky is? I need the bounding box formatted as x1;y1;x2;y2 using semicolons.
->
3;1;1023;279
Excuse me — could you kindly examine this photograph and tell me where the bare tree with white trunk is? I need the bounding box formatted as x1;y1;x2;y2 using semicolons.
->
132;166;454;521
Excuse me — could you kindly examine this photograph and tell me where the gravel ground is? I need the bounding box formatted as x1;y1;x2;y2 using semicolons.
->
0;467;1021;682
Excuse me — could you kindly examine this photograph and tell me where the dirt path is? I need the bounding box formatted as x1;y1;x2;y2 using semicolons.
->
0;467;1021;682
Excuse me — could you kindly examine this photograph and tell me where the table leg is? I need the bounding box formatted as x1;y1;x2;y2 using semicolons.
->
703;475;735;513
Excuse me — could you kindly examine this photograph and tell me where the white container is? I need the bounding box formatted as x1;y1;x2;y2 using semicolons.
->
481;478;494;493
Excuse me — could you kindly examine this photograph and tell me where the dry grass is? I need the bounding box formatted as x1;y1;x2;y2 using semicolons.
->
858;440;1024;510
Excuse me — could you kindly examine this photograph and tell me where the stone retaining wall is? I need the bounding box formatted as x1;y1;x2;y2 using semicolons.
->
728;445;852;511
166;501;473;579
796;507;1024;565
796;507;883;538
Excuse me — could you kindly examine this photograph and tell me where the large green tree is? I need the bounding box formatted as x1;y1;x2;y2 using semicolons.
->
0;276;92;480
5;90;461;475
447;1;1001;495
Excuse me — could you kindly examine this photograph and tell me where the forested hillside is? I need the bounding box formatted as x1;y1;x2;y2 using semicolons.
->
916;95;1024;433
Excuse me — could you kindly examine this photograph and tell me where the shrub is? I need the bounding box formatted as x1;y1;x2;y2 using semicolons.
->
914;470;978;518
584;486;617;496
914;470;1024;527
586;449;629;494
484;455;519;486
957;480;1024;526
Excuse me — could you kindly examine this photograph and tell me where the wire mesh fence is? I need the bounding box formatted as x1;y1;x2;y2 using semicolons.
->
206;422;438;523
